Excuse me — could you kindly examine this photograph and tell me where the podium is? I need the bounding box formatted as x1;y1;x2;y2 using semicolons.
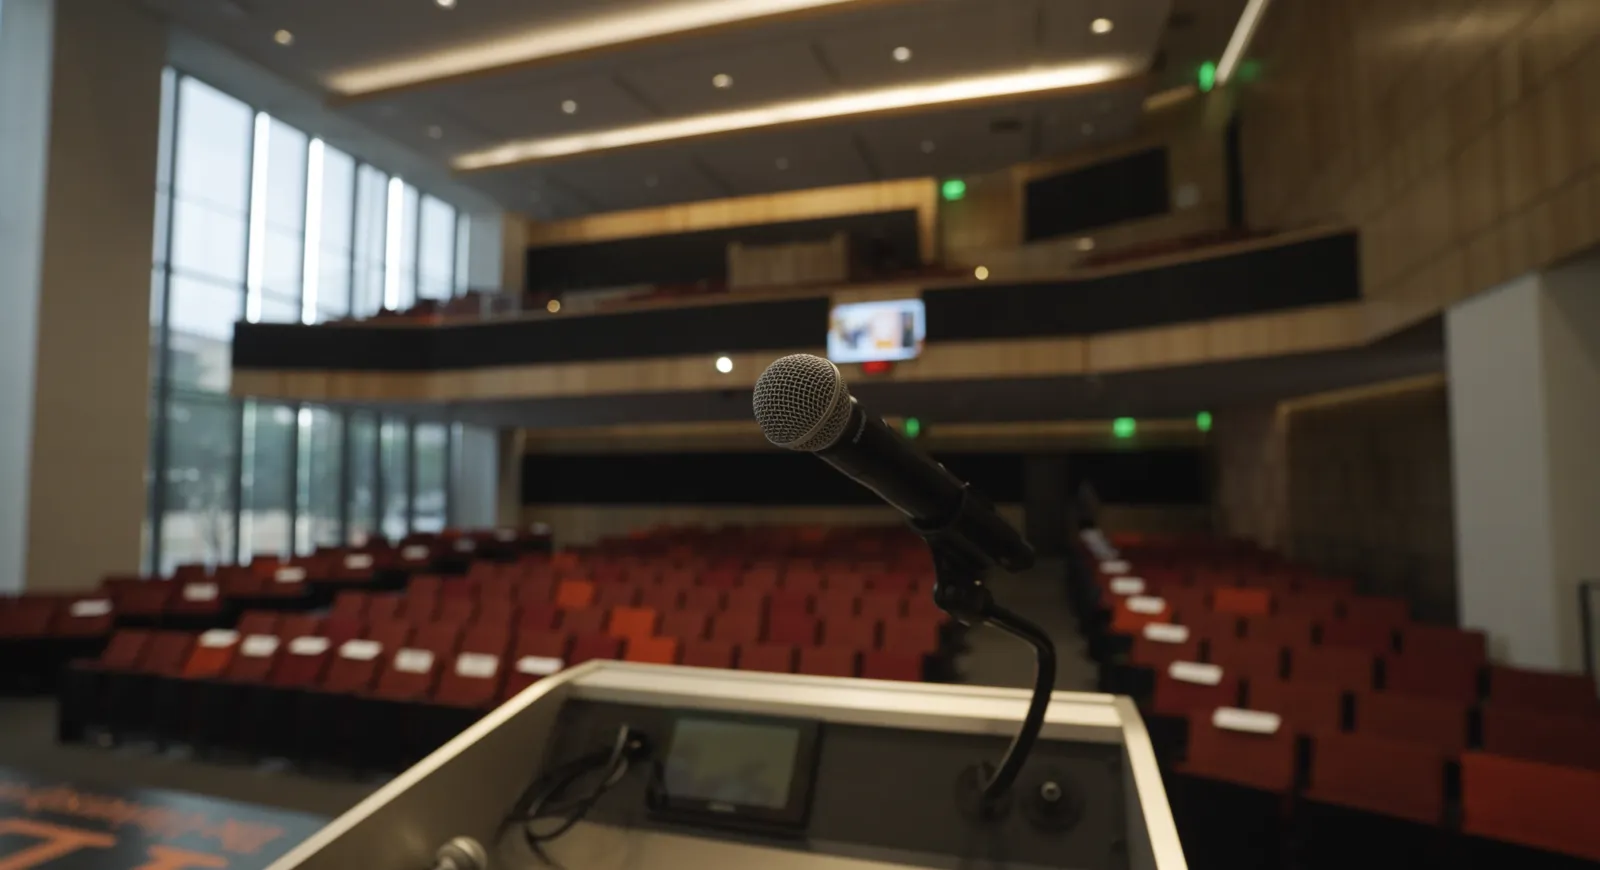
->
266;662;1186;870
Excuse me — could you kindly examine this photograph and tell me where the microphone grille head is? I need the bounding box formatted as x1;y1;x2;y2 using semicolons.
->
753;354;854;451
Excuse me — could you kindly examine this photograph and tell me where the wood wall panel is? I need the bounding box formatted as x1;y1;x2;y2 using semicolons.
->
522;178;940;264
1242;0;1600;335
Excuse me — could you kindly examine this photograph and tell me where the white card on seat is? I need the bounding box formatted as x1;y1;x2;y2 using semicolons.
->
69;599;112;618
1213;707;1282;735
288;636;330;656
1100;560;1131;575
453;539;476;553
401;545;429;560
274;566;307;583
1143;623;1191;644
529;522;551;535
1126;595;1166;615
240;635;279;658
1169;661;1223;685
182;583;219;602
494;529;517;542
198;629;239;648
515;655;563;676
456;653;499;678
344;553;374;570
393;648;434;674
339;639;381;661
1110;577;1145;596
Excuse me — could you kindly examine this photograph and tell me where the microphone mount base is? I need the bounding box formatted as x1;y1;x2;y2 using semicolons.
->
913;490;1057;819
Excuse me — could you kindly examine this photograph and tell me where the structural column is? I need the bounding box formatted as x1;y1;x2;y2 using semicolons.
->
1446;253;1600;671
0;0;166;592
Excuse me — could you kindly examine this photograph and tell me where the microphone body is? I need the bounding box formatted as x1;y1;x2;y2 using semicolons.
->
753;354;1033;573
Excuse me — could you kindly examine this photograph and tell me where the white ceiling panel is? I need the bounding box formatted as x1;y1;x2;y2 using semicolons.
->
693;125;875;197
815;0;1044;90
618;38;839;118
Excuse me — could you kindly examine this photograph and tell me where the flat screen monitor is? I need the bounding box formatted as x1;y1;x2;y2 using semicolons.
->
651;713;820;832
827;298;925;363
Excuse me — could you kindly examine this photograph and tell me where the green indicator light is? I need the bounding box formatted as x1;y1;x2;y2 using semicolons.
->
941;178;967;201
1198;61;1217;93
1196;411;1213;432
1113;417;1136;439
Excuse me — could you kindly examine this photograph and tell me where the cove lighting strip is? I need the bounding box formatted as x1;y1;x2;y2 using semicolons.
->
454;59;1142;171
1216;0;1272;85
327;0;879;98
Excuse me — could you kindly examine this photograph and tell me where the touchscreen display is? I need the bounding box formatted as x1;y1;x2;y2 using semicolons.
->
662;718;802;809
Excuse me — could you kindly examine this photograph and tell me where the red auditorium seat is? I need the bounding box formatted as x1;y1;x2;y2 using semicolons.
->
408;575;444;599
1205;638;1285;685
768;611;819;646
858;592;905;623
1461;752;1600;862
780;570;822;595
1176;709;1296;792
1291;646;1378;691
594;583;639;610
502;633;570;699
569;635;623;666
824;572;866;596
607;606;658;641
1241;615;1316;647
224;631;283;683
681;586;723;613
1487;665;1600;714
1355;692;1469;755
741;568;779;592
1110;595;1172;635
1399;624;1487;664
519;602;560;633
738;643;796;673
433;650;505;708
1277;592;1342;622
554;579;596;610
321;638;385;694
798;647;857;677
1151;663;1241;718
365;595;404;623
97;629;153;670
724;587;766;614
435;596;477;626
710;609;762;644
270;634;336;688
108;580;175;624
1321;619;1398;654
1384;654;1480;702
401;595;438;623
1173;608;1240;642
1246;680;1344;735
458;621;510;657
53;596;116;639
882;617;939;656
768;588;812;615
624;636;678;666
700;568;739;589
330;592;368;622
1212;587;1272;617
659;609;709;641
1480;705;1600;770
1343;596;1410;628
364;619;413;650
181;629;243;679
821;615;878;651
236;611;280;636
637;584;683;612
372;644;446;702
560;607;608;637
814;590;859;623
514;576;555;606
681;640;735;669
1302;732;1448;830
1167;708;1296;870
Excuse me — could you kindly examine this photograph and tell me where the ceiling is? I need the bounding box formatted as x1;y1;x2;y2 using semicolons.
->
135;0;1247;219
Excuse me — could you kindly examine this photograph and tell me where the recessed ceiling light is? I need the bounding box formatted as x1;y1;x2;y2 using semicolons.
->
775;157;789;170
892;46;912;62
427;125;443;139
644;174;659;187
974;265;990;281
1075;237;1095;251
920;139;935;154
715;356;734;374
1081;121;1095;135
712;73;733;89
455;59;1139;170
546;299;561;313
436;0;457;7
273;29;295;46
1091;18;1113;34
560;99;578;114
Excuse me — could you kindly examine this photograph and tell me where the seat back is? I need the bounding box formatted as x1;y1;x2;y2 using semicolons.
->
180;629;241;679
798;647;857;677
1241;615;1316;648
681;640;735;670
433;652;504;708
1206;638;1285;684
1151;665;1242;717
623;636;678;666
1306;732;1447;824
882;616;940;656
1399;624;1487;664
1290;646;1377;692
569;635;623;666
607;606;658;642
768;611;819;647
710;609;763;644
1181;711;1296;792
1247;680;1344;735
1384;654;1480;702
141;631;195;676
1320;619;1398;654
1480;705;1600;770
1212;587;1272;617
97;629;152;670
738;643;795;674
560;607;608;637
822;615;879;651
1355;692;1470;755
1487;666;1600;714
1461;752;1600;862
322;639;384;694
554;579;596;610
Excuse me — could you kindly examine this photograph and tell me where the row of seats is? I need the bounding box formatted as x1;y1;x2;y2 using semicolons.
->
1075;531;1600;868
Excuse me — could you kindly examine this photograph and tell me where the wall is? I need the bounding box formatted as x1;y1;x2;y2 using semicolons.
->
1213;377;1456;624
1241;0;1600;335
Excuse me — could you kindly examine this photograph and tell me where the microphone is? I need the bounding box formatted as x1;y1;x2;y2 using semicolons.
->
752;354;1034;573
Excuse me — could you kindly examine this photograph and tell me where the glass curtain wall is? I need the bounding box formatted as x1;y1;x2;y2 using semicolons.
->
145;68;467;574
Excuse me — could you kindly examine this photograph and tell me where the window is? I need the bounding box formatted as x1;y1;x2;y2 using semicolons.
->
454;213;472;296
296;407;343;553
144;69;467;572
239;400;296;559
418;195;456;301
380;417;411;541
413;423;449;532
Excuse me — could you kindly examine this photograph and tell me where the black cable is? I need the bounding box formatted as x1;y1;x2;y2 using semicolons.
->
977;603;1057;804
505;725;648;868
